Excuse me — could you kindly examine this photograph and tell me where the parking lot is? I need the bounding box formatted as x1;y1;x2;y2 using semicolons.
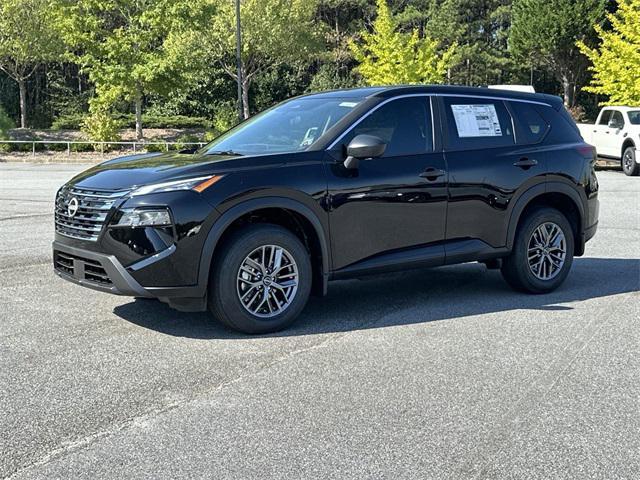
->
1;162;639;479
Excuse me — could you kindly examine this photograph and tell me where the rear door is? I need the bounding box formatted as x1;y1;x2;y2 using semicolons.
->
440;96;549;252
326;96;448;270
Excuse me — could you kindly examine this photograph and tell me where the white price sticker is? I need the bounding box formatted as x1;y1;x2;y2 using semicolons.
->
451;104;503;137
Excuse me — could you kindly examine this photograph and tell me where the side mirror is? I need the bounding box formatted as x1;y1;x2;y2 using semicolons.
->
343;134;386;169
608;119;621;130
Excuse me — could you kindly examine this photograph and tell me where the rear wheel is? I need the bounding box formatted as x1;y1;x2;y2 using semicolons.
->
208;224;312;334
622;146;639;176
501;207;574;293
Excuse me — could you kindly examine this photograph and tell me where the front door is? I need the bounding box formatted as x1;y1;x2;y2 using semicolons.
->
325;96;448;270
593;109;614;157
603;110;625;157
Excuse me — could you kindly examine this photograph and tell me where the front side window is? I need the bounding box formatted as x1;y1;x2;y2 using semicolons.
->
598;110;613;125
444;97;514;150
628;111;640;125
610;110;625;128
202;97;364;155
341;97;432;157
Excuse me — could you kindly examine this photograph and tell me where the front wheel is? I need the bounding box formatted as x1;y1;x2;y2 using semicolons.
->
622;146;640;176
501;207;574;294
208;224;312;334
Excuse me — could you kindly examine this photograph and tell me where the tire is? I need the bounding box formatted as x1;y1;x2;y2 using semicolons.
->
208;224;312;334
501;207;574;294
622;146;640;176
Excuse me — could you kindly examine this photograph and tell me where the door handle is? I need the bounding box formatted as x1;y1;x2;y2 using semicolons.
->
513;157;538;169
419;167;446;180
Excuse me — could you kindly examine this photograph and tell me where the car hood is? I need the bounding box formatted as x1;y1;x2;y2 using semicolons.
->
66;151;286;191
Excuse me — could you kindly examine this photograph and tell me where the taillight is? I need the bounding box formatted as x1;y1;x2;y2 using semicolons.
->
576;144;596;159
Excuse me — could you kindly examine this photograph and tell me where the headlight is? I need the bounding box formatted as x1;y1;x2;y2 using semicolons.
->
113;208;172;227
130;175;223;196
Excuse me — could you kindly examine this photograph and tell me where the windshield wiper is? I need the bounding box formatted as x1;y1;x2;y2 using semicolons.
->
207;150;244;156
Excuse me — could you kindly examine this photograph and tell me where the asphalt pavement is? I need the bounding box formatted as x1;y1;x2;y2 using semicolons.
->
1;163;639;479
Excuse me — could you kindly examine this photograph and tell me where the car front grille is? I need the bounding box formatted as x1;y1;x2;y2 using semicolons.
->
54;251;113;286
55;187;128;241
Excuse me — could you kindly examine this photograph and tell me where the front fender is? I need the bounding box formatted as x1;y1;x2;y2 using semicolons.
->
197;197;331;297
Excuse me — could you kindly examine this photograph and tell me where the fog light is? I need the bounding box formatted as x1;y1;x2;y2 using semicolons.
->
113;209;172;227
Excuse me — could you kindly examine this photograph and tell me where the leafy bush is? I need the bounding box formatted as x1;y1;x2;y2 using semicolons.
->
51;113;87;130
145;141;167;153
52;112;211;130
203;130;218;142
81;111;121;151
210;102;238;136
0;105;15;153
171;134;203;151
141;115;211;129
71;142;96;153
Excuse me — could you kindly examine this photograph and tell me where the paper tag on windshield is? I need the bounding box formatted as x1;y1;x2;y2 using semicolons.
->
339;102;358;108
451;104;502;137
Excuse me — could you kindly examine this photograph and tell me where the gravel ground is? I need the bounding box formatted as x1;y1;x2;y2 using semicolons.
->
0;163;638;479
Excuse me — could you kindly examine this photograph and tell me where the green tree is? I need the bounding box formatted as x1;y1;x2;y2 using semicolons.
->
203;0;321;119
0;0;64;127
509;0;606;107
349;0;457;85
0;104;15;138
60;0;213;139
579;0;640;105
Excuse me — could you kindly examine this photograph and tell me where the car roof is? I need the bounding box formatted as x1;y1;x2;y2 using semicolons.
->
600;106;640;112
301;85;563;108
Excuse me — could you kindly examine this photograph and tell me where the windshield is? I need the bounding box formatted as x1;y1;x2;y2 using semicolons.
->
201;97;364;156
628;111;640;125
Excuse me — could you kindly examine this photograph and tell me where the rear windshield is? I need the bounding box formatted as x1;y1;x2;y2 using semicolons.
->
628;111;640;125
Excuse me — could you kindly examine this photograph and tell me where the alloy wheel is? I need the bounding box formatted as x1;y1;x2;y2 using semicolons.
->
236;244;299;318
527;222;567;281
623;150;634;173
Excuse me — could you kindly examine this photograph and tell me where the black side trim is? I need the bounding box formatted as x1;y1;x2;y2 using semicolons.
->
331;239;510;280
445;239;509;265
332;244;445;279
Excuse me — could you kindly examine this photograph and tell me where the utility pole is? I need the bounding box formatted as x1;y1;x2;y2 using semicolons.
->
235;0;244;123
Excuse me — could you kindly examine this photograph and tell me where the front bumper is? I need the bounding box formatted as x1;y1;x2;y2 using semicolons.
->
584;221;598;243
53;241;152;297
53;240;208;311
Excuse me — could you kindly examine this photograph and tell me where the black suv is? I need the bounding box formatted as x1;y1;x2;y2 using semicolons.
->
53;86;599;333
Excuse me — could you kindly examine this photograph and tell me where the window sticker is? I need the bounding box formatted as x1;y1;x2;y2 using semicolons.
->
451;104;503;137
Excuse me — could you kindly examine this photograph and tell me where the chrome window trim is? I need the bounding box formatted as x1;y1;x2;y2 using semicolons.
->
326;92;551;150
327;94;434;151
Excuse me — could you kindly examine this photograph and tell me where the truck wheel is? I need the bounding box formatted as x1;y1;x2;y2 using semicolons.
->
622;146;639;176
208;224;312;334
501;207;574;294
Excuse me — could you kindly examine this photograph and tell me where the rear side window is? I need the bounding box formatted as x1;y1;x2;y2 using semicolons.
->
628;111;640;125
344;97;432;156
509;101;549;144
536;104;582;144
444;97;514;150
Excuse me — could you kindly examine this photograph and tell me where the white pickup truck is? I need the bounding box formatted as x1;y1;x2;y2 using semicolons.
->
578;106;640;176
